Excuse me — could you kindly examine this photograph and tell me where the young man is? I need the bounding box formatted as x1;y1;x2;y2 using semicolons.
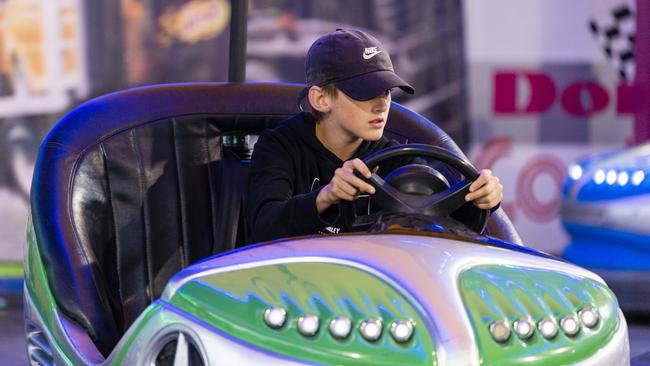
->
247;29;502;243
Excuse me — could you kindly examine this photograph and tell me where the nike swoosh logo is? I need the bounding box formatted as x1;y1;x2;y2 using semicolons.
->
363;50;382;59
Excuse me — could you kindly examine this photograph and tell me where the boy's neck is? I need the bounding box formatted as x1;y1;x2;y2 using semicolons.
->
315;118;363;161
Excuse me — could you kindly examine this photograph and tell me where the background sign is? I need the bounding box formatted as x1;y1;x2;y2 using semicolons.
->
464;0;636;253
0;0;232;262
0;0;467;262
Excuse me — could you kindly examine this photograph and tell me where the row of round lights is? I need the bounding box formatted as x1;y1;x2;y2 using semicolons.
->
594;169;645;186
263;307;415;343
569;164;647;187
489;306;599;343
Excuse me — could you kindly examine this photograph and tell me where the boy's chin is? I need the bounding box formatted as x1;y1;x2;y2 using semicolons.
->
360;129;385;141
366;136;383;142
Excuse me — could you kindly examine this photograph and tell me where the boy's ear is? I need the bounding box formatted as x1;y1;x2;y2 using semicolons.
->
308;86;331;113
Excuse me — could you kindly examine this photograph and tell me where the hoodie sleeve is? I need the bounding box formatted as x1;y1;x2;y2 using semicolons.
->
246;130;328;243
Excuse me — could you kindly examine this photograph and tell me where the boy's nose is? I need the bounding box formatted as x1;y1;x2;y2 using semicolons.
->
372;94;390;113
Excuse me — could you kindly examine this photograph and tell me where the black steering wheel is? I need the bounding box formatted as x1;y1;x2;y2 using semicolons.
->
342;144;489;233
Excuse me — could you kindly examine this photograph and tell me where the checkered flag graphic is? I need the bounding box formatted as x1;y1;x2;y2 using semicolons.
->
589;4;636;81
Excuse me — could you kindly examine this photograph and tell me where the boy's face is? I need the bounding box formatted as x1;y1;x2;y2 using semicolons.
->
327;89;392;142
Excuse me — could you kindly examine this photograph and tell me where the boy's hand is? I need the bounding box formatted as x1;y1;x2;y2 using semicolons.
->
316;159;376;213
465;169;503;210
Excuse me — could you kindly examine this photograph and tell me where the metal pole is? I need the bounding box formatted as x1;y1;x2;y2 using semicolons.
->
228;0;248;82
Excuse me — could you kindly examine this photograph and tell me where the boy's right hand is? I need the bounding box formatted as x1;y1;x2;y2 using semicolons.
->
316;158;376;213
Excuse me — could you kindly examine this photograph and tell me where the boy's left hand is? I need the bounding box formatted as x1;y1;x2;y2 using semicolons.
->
465;169;503;210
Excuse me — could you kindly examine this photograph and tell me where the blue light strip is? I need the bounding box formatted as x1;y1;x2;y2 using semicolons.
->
0;278;23;294
564;166;650;202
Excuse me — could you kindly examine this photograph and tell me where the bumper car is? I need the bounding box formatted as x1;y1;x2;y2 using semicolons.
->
24;83;630;365
561;143;650;315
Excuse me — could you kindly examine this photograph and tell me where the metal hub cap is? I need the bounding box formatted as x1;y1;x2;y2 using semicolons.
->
390;320;415;343
263;307;287;329
560;314;580;337
146;330;206;366
298;314;320;337
538;317;559;339
489;319;511;342
360;319;383;342
329;316;352;339
513;318;534;339
579;306;599;328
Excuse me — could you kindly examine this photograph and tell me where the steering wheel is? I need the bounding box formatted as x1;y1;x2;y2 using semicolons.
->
342;144;489;233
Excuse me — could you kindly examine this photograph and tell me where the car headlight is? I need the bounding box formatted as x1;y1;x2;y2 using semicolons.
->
167;262;437;365
459;265;619;366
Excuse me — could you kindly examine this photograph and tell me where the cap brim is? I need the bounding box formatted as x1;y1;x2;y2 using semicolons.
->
335;70;415;101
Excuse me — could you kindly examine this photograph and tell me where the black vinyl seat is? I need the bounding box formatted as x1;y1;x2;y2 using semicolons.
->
30;82;521;357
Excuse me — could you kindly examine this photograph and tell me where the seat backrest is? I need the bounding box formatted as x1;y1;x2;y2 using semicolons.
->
30;82;521;357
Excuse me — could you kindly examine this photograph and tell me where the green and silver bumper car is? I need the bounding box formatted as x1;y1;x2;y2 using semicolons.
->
24;83;630;365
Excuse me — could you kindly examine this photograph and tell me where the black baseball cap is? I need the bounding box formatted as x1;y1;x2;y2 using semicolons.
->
299;29;415;102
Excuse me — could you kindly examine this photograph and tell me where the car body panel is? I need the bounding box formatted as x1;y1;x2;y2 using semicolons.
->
168;262;437;365
561;142;650;315
25;217;632;365
160;232;622;366
460;265;620;365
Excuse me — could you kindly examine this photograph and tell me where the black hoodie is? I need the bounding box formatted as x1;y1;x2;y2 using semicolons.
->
246;112;399;242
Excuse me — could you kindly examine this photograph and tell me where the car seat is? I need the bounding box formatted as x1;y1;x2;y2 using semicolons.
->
29;82;522;357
